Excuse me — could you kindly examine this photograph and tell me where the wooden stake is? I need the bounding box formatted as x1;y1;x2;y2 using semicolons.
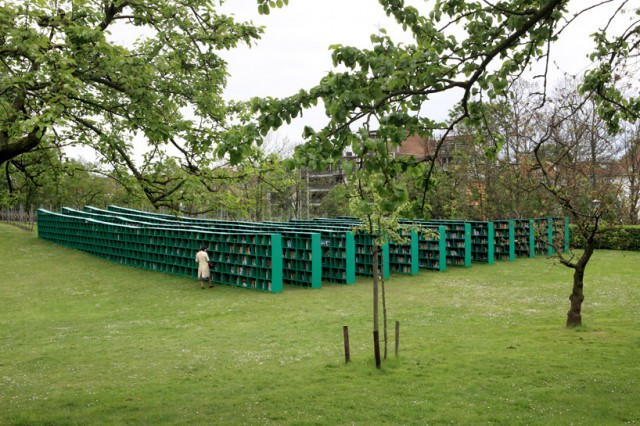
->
395;320;400;357
343;325;350;364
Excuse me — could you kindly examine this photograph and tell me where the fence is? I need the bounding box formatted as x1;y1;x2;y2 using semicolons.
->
0;206;36;231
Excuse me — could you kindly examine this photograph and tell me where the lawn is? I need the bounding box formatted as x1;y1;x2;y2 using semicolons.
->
1;223;639;425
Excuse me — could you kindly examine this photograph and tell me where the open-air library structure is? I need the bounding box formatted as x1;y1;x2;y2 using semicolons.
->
37;206;570;293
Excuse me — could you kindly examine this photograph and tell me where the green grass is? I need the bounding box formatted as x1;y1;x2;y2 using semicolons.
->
1;223;639;425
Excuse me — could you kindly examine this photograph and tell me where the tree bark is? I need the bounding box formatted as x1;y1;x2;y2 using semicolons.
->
566;266;585;327
566;240;596;327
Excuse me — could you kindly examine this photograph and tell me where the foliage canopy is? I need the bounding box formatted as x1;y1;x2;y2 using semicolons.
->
0;0;261;207
244;0;640;216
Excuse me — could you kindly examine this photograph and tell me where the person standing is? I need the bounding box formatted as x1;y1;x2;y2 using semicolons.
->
195;246;212;289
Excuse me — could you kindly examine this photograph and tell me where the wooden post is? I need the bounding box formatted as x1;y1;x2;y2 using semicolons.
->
395;320;400;357
343;325;350;364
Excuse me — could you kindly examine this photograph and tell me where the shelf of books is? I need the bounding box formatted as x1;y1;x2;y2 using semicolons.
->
469;221;495;264
319;231;356;284
533;217;553;255
493;220;515;261
353;232;390;278
513;219;535;258
426;221;472;267
293;218;391;279
41;205;573;292
267;221;357;284
209;222;324;289
208;232;283;292
280;232;322;288
388;229;419;275
532;216;568;255
261;223;355;288
312;218;444;275
86;205;178;227
552;216;570;253
416;225;447;271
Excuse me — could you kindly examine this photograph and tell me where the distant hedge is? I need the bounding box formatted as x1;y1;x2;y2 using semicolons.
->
570;225;640;251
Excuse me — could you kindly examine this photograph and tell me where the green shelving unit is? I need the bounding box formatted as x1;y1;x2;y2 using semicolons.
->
532;216;568;255
493;220;515;261
286;219;392;280
533;217;553;255
430;221;472;267
42;205;574;294
389;229;419;275
354;231;390;279
319;231;356;284
416;225;447;271
469;221;495;264
209;232;283;292
513;219;535;258
552;216;570;253
87;207;326;288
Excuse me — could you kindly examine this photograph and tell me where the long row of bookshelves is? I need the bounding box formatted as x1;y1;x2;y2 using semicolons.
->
37;205;571;292
38;209;284;292
100;207;569;264
49;206;365;289
101;206;356;285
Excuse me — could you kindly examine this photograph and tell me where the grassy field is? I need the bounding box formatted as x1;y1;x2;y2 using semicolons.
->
1;223;639;425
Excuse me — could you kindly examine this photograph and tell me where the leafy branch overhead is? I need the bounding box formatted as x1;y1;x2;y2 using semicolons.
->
244;0;639;213
0;0;262;208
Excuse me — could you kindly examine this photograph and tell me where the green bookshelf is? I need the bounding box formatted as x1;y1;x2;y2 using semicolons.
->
433;221;472;267
389;229;419;275
209;232;283;292
493;220;515;261
354;231;391;278
286;219;391;282
533;217;553;255
513;219;535;258
469;221;495;264
319;231;357;284
416;225;447;271
552;216;570;253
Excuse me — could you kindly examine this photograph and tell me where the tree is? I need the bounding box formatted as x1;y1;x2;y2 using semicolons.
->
347;169;409;368
237;152;301;221
0;155;143;210
532;109;602;327
451;79;624;326
317;183;351;218
527;83;623;327
0;0;262;209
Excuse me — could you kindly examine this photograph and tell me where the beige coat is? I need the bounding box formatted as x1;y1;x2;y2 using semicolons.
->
195;250;210;279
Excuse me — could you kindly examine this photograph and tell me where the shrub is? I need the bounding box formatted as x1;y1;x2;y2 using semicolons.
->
571;225;640;251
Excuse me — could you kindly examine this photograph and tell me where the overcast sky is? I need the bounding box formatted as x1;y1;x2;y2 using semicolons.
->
218;0;619;144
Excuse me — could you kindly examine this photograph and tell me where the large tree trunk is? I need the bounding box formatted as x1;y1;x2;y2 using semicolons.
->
566;266;585;327
566;240;596;328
